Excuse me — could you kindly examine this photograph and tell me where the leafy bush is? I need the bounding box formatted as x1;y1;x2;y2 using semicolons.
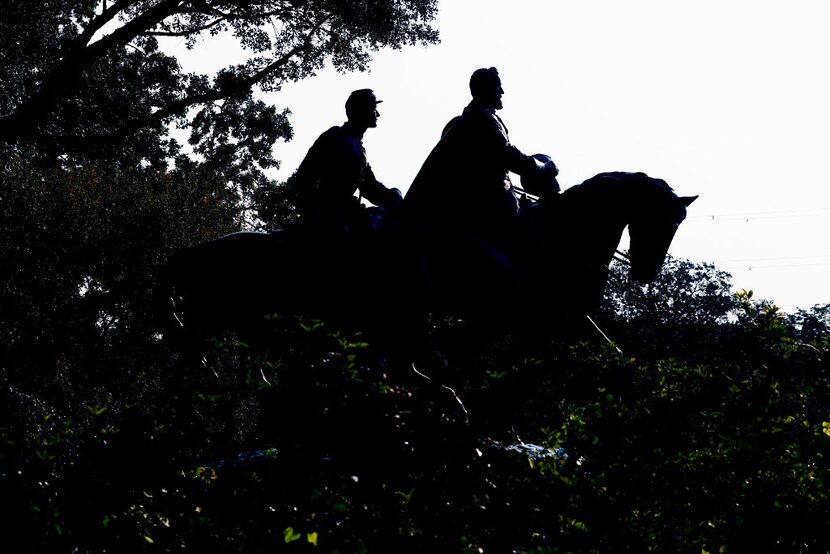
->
1;158;238;382
3;282;829;552
2;154;829;552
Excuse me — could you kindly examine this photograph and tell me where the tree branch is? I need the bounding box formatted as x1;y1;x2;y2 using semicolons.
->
0;0;186;140
45;31;318;150
144;17;225;36
76;0;141;48
105;13;327;140
85;0;185;59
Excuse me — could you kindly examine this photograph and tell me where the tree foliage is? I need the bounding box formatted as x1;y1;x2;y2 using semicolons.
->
0;158;238;387
1;0;439;175
3;3;830;552
2;287;829;552
0;0;440;391
786;303;830;347
594;255;738;362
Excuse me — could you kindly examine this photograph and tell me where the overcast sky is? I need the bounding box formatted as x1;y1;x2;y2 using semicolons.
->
167;0;830;313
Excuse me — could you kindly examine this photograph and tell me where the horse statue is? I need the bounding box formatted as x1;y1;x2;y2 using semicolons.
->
159;172;696;358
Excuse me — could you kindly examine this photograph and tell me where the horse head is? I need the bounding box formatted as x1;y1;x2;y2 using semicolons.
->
520;171;692;316
627;177;697;282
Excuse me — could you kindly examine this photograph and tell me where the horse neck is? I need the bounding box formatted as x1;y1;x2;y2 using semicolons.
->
590;207;629;267
555;184;631;263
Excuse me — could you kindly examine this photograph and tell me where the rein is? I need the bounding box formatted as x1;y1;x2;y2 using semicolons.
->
586;314;623;356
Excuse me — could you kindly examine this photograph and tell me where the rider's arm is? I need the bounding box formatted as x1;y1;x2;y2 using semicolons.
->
487;114;560;196
477;112;538;176
504;144;539;176
359;164;403;209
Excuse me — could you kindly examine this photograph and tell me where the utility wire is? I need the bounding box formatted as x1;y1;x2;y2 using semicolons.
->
686;207;830;223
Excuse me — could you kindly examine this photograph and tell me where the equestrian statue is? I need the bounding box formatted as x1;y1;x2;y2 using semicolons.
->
158;75;697;362
159;171;696;357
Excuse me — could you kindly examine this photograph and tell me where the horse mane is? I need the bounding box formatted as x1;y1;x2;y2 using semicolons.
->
568;171;675;197
559;172;680;223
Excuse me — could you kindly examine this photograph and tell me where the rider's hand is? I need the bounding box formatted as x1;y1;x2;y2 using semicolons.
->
543;159;559;178
386;187;404;207
541;161;560;194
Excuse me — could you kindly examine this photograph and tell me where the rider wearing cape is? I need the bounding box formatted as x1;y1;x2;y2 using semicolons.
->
404;67;559;250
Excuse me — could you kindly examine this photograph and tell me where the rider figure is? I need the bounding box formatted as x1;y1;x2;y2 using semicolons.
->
293;89;403;236
404;67;559;247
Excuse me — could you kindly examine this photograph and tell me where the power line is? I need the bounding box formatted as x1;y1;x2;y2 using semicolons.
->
717;262;830;271
682;253;830;272
707;254;830;263
686;208;830;223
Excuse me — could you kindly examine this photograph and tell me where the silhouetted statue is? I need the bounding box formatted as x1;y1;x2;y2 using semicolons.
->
404;67;559;249
293;89;403;236
160;171;696;361
159;72;700;366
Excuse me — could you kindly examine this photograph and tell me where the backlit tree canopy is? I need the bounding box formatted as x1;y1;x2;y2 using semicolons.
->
0;0;439;168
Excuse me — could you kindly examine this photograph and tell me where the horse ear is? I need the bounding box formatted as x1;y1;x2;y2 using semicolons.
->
679;195;698;206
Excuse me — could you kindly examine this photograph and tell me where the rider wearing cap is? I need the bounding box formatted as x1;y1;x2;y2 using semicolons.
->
293;89;403;235
404;67;559;246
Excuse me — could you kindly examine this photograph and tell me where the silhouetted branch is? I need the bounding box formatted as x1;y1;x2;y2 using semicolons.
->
43;20;322;151
77;0;140;48
144;17;225;36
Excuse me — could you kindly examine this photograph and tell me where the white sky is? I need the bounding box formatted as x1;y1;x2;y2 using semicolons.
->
166;0;830;313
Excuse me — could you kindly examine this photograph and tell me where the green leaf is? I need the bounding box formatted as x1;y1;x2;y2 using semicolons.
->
396;488;415;503
284;527;302;543
86;405;108;417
